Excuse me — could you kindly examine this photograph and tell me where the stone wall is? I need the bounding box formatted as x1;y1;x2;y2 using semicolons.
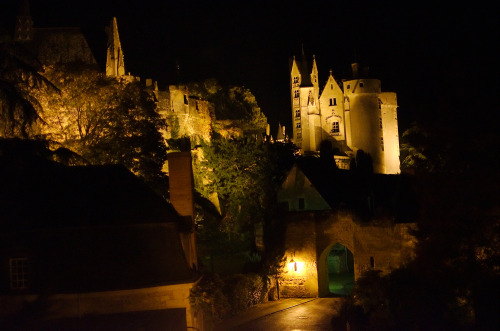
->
281;210;415;297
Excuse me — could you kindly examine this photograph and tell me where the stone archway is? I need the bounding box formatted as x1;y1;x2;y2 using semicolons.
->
318;242;355;297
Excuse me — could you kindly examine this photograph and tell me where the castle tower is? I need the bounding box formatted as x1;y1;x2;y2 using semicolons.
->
290;56;400;174
343;63;400;174
105;17;125;77
14;0;33;41
290;54;321;152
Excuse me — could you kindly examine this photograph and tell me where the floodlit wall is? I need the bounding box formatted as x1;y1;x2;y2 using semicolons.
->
281;210;415;297
319;75;346;145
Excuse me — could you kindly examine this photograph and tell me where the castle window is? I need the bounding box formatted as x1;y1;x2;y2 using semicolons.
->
381;137;384;151
295;109;300;118
370;256;375;268
359;82;364;87
379;117;383;129
184;95;188;105
331;84;333;90
329;98;337;106
294;90;300;98
296;122;301;129
10;257;28;290
298;198;305;210
293;76;299;84
296;133;302;139
331;121;339;134
347;84;350;89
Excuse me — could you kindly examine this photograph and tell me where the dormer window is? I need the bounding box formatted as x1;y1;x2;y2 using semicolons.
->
10;257;28;290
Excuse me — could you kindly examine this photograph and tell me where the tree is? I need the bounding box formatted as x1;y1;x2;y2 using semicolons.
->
37;64;168;193
188;79;267;134
0;38;54;138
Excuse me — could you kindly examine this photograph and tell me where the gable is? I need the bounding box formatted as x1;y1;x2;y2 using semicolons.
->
278;164;331;211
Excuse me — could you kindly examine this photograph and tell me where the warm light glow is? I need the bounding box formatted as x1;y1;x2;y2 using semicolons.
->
288;259;305;273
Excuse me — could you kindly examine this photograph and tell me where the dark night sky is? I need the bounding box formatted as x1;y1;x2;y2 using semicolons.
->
1;0;498;133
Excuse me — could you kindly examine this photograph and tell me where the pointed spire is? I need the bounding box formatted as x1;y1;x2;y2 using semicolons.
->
105;17;125;77
14;0;33;41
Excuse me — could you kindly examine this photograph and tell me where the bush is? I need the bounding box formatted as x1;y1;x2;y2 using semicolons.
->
190;272;268;327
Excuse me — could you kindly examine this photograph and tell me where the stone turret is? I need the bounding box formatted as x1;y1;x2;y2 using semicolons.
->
14;0;34;41
105;17;125;77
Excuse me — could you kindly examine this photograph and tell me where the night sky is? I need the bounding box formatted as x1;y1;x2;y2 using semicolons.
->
1;0;497;133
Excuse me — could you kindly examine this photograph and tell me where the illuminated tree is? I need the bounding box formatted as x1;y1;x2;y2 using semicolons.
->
37;64;168;192
0;39;54;138
188;79;267;134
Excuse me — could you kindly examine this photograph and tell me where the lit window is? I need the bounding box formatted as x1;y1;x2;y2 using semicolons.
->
296;122;301;129
294;90;300;98
295;109;300;118
381;137;384;151
298;198;305;210
331;121;339;134
359;82;364;87
10;257;28;290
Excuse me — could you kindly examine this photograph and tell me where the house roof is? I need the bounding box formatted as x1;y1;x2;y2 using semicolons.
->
290;157;418;222
0;154;181;228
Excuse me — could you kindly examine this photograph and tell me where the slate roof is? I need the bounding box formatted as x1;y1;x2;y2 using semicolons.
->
0;155;180;228
294;157;418;222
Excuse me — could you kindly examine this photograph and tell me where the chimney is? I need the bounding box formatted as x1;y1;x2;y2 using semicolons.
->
351;63;359;79
167;152;197;268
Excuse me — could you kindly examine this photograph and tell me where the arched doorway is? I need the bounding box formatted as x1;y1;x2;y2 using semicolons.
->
326;243;354;295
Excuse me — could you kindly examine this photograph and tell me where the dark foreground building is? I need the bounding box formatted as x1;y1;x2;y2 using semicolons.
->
0;141;202;330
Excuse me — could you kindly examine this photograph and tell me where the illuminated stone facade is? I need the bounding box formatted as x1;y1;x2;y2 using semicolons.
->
155;85;214;145
277;160;416;297
291;57;400;174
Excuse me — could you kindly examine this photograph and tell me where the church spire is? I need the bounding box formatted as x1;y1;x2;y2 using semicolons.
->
105;17;125;77
14;0;33;41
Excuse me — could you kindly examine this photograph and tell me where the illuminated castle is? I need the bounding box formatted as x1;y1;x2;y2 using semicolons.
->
290;55;400;174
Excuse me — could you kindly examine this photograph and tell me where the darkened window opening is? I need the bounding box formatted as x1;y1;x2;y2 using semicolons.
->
298;198;305;210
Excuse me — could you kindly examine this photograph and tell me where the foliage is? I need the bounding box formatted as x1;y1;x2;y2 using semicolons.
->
0;40;55;138
332;173;500;330
37;64;168;193
400;122;441;173
196;137;296;233
188;78;267;134
190;273;268;327
189;274;231;328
